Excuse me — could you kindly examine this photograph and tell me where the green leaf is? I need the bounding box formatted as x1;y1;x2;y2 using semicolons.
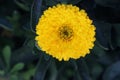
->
11;46;38;64
14;0;30;11
10;63;24;74
58;0;82;4
94;21;112;50
76;59;92;80
67;0;82;4
0;18;13;31
22;68;36;80
70;60;82;80
34;56;52;80
2;46;11;69
58;0;68;4
103;61;120;80
94;0;120;9
112;24;120;47
45;0;58;6
0;57;5;70
92;43;106;57
92;43;113;65
7;11;22;36
73;71;82;80
10;75;18;80
49;61;57;80
24;39;35;48
0;70;5;76
91;64;103;80
7;11;20;28
30;0;42;32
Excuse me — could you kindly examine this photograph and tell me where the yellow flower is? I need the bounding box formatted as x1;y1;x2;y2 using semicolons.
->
35;4;96;61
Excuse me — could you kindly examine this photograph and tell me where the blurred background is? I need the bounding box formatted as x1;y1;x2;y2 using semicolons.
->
0;0;120;80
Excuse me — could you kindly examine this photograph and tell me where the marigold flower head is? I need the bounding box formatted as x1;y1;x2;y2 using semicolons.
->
35;4;96;61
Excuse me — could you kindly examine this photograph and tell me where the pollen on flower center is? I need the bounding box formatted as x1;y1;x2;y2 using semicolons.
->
58;26;73;41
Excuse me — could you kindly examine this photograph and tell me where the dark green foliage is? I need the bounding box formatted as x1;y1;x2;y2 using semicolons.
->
0;18;13;31
0;0;120;80
94;0;120;9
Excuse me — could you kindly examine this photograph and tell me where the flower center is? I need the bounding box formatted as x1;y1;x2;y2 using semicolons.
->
59;26;73;41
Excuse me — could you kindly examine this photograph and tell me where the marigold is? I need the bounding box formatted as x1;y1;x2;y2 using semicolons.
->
35;4;96;61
